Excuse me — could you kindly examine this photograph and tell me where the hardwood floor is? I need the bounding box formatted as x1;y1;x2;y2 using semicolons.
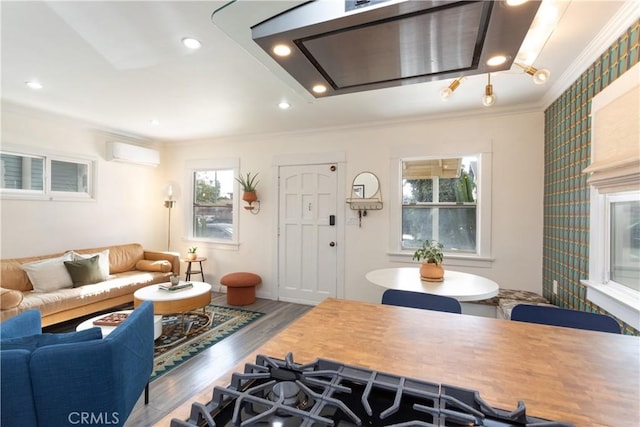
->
125;292;312;426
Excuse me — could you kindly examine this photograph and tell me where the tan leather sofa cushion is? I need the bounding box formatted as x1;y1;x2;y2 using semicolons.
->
135;259;172;273
0;287;23;309
74;243;144;274
1;253;66;292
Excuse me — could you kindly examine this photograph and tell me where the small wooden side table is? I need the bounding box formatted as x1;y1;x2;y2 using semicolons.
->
182;257;207;281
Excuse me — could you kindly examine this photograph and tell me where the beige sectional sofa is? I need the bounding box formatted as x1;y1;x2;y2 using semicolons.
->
0;243;179;326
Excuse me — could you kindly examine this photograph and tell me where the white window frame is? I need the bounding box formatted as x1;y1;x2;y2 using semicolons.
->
1;146;96;201
582;188;640;330
389;151;492;268
184;158;240;248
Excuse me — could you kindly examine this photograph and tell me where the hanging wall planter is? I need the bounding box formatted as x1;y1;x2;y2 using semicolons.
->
235;172;261;214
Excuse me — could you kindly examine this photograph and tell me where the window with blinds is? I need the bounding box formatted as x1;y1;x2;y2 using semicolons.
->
1;150;94;200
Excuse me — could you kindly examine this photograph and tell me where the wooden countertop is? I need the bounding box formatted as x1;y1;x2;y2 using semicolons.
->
158;298;639;426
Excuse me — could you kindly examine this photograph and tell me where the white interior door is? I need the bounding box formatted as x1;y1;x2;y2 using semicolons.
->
278;164;338;304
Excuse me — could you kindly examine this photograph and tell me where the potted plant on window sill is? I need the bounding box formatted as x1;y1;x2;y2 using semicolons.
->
235;172;260;209
412;239;445;282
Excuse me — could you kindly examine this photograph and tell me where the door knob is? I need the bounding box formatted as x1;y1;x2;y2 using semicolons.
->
329;242;336;247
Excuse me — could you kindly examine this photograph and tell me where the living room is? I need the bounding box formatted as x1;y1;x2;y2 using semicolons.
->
1;1;639;426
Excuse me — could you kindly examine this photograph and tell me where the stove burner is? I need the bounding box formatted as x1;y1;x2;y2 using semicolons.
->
268;381;311;410
171;353;575;427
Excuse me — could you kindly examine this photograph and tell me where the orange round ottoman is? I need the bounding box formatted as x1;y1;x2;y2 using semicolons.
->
219;272;261;306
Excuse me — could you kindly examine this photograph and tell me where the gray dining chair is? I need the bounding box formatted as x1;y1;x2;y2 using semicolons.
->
510;304;621;334
381;289;462;314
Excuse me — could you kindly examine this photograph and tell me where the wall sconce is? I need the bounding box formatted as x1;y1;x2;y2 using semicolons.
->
514;62;551;85
439;77;464;100
482;73;496;107
163;182;181;250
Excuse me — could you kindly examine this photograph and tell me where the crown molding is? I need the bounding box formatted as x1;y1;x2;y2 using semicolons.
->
541;0;640;109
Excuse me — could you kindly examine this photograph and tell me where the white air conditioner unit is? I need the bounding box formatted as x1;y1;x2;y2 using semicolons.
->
106;142;160;167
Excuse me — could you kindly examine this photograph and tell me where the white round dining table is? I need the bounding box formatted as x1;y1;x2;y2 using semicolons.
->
365;267;499;302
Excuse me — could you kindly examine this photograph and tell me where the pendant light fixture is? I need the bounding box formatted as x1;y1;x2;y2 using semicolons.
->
515;62;551;84
439;77;464;100
437;62;549;106
482;73;496;107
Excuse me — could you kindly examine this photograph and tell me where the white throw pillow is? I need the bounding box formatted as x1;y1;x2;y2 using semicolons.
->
72;249;110;278
22;252;74;292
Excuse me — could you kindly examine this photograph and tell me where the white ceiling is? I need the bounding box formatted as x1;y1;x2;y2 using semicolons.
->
1;1;637;142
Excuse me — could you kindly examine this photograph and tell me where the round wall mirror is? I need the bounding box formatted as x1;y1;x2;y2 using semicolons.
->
352;172;380;198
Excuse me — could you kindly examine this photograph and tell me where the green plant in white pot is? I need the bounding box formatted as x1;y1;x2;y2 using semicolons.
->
186;246;198;261
412;239;445;281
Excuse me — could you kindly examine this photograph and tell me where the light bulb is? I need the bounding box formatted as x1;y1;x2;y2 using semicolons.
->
515;62;551;85
440;87;453;100
272;44;291;57
439;78;462;101
312;84;327;94
532;68;551;85
181;38;201;50
482;74;495;107
482;92;496;107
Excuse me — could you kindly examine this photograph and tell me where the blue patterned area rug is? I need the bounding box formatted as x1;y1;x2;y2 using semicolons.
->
151;304;264;381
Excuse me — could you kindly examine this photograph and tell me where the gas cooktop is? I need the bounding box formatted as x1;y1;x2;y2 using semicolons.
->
171;353;573;426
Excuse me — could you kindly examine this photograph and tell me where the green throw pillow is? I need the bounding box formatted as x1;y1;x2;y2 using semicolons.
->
63;255;105;287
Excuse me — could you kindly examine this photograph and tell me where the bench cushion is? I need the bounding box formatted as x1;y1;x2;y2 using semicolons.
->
498;299;556;320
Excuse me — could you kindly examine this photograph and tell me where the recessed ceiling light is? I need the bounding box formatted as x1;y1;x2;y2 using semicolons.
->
506;0;528;5
486;55;508;67
278;101;290;110
25;81;43;90
182;37;201;50
272;44;291;57
312;84;327;94
150;119;160;126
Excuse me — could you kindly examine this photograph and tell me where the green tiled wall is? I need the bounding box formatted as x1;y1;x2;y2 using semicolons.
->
543;20;639;335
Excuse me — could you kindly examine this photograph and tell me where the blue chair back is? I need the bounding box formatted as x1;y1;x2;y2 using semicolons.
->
511;304;620;334
382;289;462;314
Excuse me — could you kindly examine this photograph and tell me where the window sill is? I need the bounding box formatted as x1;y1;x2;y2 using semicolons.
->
185;238;240;251
387;252;494;268
1;191;95;202
581;280;640;330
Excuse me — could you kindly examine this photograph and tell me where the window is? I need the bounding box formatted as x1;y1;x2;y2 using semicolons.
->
606;192;640;291
389;152;492;265
582;63;639;329
1;150;95;200
402;156;477;253
584;190;640;330
192;169;234;241
1;153;44;191
186;158;239;245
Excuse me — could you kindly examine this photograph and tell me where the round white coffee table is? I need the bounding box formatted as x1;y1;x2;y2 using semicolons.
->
76;310;163;339
133;281;212;315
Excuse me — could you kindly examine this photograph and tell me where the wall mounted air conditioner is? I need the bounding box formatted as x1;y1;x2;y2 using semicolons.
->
106;141;160;167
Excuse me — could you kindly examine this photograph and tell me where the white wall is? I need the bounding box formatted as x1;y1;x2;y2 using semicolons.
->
1;103;543;302
0;103;166;257
165;110;544;303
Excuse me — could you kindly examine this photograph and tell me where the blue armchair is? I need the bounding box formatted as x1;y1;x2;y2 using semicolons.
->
1;301;154;427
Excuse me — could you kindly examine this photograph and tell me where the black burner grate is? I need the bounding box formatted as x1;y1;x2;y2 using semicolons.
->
171;353;574;427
